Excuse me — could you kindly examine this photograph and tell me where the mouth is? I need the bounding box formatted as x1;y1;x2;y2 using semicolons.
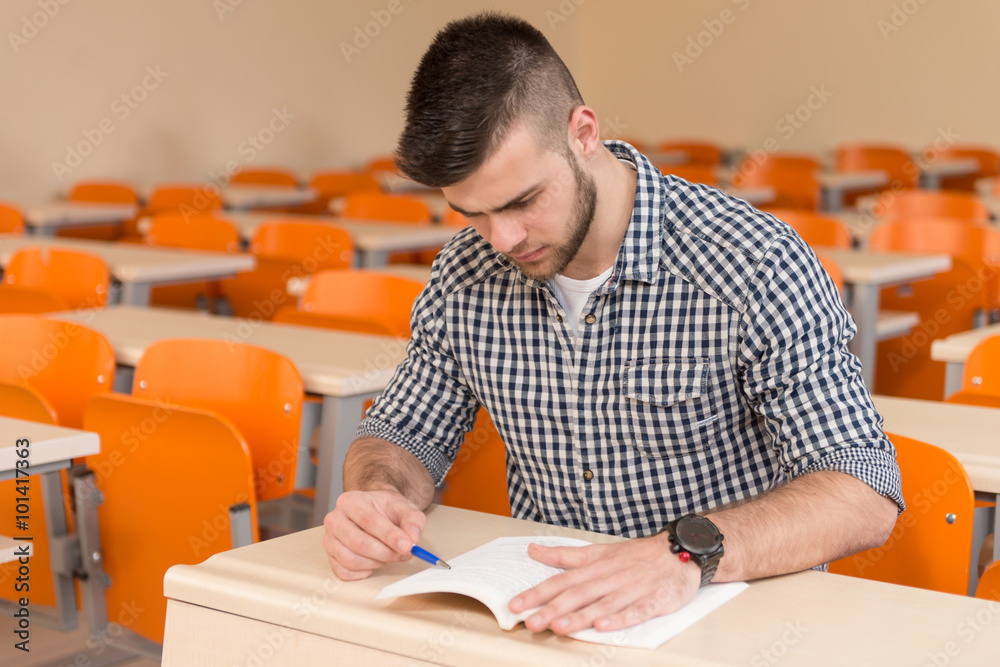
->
511;247;546;263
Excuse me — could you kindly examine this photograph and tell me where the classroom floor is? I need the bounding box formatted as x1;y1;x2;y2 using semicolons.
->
0;611;161;666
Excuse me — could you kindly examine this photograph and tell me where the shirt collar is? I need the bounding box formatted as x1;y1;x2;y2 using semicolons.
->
602;140;664;288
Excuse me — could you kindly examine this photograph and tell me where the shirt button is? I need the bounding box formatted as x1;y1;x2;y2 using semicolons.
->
583;469;594;481
556;314;563;322
584;313;597;324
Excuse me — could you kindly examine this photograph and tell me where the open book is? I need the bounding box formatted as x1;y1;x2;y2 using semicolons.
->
377;536;748;650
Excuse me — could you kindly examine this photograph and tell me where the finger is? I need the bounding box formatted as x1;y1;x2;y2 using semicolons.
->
382;502;427;547
527;542;608;568
325;506;410;565
523;574;627;634
338;495;416;556
511;554;615;613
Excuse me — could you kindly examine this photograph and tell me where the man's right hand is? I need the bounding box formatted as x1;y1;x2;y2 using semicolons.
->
323;489;427;581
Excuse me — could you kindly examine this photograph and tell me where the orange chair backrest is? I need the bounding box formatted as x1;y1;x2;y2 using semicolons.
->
976;559;1000;600
146;184;223;215
83;394;258;644
4;247;110;309
660;163;718;186
439;408;511;517
299;270;425;338
769;209;853;249
828;433;974;595
272;307;398;336
340;191;432;224
732;163;821;210
945;391;1000;408
230;167;299;187
132;338;303;501
957;335;1000;399
0;381;57;424
145;213;241;252
0;285;70;313
0;315;115;428
924;146;1000;192
0;202;25;234
250;220;353;267
656;141;722;166
835;144;919;190
874;190;989;222
309;171;381;199
68;180;139;204
816;254;845;294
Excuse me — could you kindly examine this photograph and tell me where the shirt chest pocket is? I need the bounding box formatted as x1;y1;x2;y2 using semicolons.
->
622;359;719;458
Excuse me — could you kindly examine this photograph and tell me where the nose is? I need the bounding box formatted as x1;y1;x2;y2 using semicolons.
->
486;214;528;254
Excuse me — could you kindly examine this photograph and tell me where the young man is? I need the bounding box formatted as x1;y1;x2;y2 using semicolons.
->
324;12;901;635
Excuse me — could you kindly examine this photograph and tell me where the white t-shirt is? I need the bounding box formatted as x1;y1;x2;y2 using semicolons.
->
549;265;614;336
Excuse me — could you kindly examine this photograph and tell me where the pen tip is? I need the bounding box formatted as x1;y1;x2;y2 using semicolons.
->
439;560;452;570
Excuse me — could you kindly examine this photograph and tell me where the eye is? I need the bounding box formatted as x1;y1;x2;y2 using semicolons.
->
509;195;536;210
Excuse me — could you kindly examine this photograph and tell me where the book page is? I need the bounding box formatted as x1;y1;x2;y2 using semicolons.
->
377;535;749;648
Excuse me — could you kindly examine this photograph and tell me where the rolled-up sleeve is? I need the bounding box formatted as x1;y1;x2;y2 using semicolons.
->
737;233;905;513
355;275;481;485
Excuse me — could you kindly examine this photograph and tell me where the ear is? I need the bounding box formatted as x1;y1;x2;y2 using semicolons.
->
567;105;601;161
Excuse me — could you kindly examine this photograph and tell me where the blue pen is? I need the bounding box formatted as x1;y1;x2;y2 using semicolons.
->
410;545;451;569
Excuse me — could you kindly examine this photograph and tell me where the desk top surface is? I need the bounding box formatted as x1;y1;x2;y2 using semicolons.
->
814;248;951;284
0;416;99;472
875;395;1000;494
50;305;407;396
164;504;1000;667
930;322;1000;363
0;236;255;283
24;201;139;226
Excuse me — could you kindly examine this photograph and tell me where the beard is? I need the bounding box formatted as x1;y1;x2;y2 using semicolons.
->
508;156;598;281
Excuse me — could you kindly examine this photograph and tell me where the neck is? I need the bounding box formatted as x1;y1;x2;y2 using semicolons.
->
560;146;636;280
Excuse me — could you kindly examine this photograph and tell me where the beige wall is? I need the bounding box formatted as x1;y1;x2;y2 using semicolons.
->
2;0;997;204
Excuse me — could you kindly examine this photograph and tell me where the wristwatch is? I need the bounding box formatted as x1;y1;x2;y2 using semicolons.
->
661;514;724;587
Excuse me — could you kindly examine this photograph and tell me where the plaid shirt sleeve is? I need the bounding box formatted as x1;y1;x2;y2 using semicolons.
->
738;231;905;512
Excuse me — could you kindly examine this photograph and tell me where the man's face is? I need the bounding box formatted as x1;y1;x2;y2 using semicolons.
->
442;123;597;281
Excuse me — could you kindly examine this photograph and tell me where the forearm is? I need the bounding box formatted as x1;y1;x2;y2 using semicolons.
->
706;470;898;582
343;437;436;509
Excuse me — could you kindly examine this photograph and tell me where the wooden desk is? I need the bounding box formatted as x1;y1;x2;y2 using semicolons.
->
818;170;889;212
920;158;981;190
0;417;100;630
49;306;407;525
221;185;318;210
875;395;1000;567
162;504;1000;666
221;211;461;268
22;202;139;237
0;237;255;306
812;249;951;387
929;323;1000;397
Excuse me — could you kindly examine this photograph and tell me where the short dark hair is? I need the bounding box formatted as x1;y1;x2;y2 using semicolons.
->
395;12;584;187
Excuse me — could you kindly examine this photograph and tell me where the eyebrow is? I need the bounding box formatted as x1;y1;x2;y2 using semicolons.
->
447;183;542;217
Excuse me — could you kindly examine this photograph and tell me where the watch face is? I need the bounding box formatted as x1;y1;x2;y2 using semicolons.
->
676;516;722;555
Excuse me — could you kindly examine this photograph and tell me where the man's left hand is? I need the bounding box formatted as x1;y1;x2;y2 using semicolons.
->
508;535;702;635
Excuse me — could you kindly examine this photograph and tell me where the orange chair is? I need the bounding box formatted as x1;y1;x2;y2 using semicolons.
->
365;155;400;176
132;338;304;501
0;285;69;313
0;315;115;428
306;170;381;215
768;209;853;249
948;335;1000;402
340;191;432;224
659;163;718;186
0;383;63;610
923;145;1000;192
440;207;470;228
828;433;974;596
835;144;918;206
221;221;353;319
61;180;140;240
83;393;258;644
0;202;25;234
295;270;425;338
731;163;821;210
873;189;989;223
230;167;299;187
439;409;511;517
145;184;223;216
816;254;845;294
976;559;1000;600
143;213;241;310
3;247;110;310
656;140;722;166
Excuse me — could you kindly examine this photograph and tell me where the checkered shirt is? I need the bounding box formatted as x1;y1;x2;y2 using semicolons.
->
357;141;904;538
